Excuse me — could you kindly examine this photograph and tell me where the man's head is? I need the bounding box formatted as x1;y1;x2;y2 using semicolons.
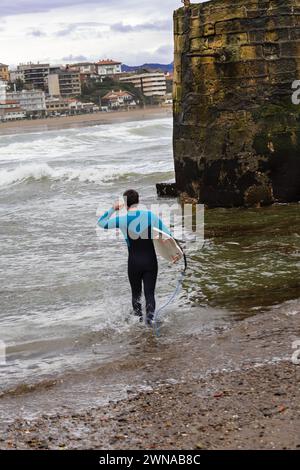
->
123;189;139;209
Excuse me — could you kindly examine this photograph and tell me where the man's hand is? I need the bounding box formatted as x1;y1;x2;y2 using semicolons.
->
171;254;181;264
113;200;124;211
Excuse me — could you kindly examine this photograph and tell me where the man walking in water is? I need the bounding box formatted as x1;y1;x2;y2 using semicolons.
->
98;190;171;325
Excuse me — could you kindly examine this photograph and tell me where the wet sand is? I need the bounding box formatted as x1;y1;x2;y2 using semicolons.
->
0;106;172;136
3;363;297;450
1;307;299;450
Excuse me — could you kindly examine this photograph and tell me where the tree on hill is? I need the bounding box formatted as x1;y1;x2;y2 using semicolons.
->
80;77;145;107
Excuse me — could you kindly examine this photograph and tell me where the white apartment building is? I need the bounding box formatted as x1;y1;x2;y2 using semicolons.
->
0;100;26;121
95;60;122;76
9;69;25;83
119;72;167;97
0;80;6;101
6;89;46;116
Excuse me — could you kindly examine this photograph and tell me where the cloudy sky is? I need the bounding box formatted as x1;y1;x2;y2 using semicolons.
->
0;0;190;67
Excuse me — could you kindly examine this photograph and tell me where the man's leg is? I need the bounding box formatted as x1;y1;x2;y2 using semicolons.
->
128;264;143;320
143;268;158;325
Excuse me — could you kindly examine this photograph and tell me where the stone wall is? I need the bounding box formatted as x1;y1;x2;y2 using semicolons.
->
173;0;300;207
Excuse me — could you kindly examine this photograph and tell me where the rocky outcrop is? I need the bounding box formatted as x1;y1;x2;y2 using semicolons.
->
173;0;300;207
156;182;178;198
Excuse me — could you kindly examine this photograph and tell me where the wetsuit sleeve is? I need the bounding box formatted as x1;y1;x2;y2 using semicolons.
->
97;208;129;244
151;212;172;237
97;207;120;230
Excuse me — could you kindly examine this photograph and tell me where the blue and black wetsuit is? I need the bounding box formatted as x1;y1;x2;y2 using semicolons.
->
98;207;171;322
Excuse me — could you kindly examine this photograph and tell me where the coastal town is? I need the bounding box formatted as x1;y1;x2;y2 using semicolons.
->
0;60;173;122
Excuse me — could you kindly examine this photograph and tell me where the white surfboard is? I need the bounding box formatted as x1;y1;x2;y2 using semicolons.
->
153;227;184;264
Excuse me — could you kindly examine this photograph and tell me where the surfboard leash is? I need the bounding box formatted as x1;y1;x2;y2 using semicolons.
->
153;249;188;337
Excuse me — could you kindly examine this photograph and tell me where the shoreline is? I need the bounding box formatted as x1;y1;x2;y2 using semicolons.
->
0;106;172;136
1;307;299;450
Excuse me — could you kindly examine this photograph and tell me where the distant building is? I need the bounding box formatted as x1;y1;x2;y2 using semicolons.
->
0;63;9;82
0;99;26;121
68;63;98;84
9;69;25;83
120;72;167;97
46;97;97;115
101;90;136;109
48;74;60;96
0;80;6;101
69;62;97;76
48;69;81;97
17;63;51;91
6;89;46;117
46;97;70;115
96;60;122;76
165;72;174;93
68;99;98;113
163;93;173;106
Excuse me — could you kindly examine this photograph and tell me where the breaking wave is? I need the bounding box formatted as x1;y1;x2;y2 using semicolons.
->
0;163;172;189
0;163;125;188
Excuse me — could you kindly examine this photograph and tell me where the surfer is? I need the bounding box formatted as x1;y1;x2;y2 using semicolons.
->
97;190;171;325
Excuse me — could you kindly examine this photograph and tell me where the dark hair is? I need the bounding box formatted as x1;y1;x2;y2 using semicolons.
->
123;189;139;208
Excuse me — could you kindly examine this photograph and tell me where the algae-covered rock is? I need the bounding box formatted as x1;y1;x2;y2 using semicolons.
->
173;0;300;207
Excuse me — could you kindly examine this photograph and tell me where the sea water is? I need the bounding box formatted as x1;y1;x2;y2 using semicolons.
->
0;117;299;416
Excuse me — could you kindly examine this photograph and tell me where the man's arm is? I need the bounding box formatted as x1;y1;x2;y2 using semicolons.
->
97;200;126;230
97;207;120;230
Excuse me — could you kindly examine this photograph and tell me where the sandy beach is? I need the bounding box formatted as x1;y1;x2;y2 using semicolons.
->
0;106;172;136
1;306;299;450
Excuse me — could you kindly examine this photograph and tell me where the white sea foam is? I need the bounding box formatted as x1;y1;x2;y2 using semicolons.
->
0;163;125;188
0;118;172;163
0;161;172;189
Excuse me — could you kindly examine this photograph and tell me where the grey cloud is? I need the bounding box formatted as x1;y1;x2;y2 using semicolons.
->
0;0;148;17
110;20;171;33
62;54;89;62
54;21;105;37
28;29;47;37
53;19;171;38
155;44;173;55
55;24;78;37
0;19;6;31
129;43;173;65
